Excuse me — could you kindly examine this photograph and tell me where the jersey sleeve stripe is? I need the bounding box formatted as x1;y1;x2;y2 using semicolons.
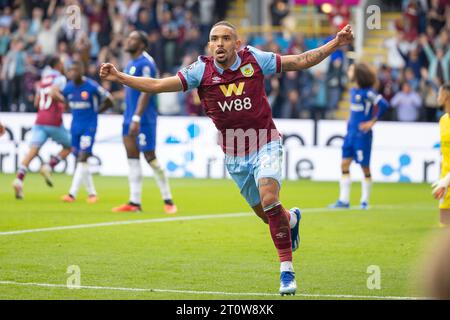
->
275;54;282;73
177;71;188;92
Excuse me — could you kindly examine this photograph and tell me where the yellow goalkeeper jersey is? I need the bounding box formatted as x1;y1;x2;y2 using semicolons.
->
440;113;450;177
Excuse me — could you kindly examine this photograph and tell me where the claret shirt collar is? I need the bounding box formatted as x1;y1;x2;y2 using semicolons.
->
213;53;241;74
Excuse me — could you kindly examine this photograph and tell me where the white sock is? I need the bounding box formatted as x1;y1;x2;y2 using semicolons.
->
128;158;142;204
288;210;297;229
280;261;294;272
69;163;85;197
361;178;372;204
339;174;351;203
82;163;96;196
149;158;172;200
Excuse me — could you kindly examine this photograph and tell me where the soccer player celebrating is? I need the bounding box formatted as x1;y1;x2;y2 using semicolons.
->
12;57;72;199
329;63;389;210
112;31;176;214
432;84;450;227
61;61;114;203
100;22;354;295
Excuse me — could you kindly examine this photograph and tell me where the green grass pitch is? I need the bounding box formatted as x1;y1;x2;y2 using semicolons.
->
0;173;442;299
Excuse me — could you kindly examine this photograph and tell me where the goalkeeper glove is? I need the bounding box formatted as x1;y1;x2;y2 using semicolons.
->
432;173;450;199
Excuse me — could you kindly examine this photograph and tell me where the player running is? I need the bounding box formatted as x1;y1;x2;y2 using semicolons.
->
432;84;450;227
61;61;114;203
13;57;71;199
329;63;389;210
111;30;177;214
100;21;354;295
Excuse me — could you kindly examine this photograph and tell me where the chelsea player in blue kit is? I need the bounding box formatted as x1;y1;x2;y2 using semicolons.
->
112;31;176;214
330;63;389;210
61;61;113;203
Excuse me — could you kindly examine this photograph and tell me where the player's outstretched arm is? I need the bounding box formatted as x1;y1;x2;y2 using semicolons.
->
99;63;183;94
281;24;354;72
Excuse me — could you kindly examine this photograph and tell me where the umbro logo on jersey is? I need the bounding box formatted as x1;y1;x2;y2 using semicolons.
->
129;66;136;75
212;76;222;83
219;82;245;97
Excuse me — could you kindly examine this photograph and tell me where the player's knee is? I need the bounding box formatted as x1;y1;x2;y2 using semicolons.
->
78;152;91;162
144;151;156;163
260;191;279;209
362;167;371;177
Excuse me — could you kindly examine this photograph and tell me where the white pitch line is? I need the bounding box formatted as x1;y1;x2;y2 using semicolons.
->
0;204;434;236
0;212;252;236
0;280;428;300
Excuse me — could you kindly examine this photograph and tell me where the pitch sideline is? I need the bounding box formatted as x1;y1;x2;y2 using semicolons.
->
0;280;429;300
0;204;434;236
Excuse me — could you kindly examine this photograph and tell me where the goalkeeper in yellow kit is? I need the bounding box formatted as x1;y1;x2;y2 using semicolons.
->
432;84;450;226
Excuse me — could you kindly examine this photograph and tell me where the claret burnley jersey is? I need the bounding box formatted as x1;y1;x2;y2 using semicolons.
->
35;68;67;127
177;46;282;156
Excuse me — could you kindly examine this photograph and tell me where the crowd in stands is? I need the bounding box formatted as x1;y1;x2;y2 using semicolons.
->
0;0;448;123
380;0;450;122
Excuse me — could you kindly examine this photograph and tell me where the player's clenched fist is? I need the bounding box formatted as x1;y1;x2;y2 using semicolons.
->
336;24;354;46
99;63;119;81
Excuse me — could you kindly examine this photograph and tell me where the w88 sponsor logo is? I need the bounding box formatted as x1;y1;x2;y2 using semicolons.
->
218;97;252;112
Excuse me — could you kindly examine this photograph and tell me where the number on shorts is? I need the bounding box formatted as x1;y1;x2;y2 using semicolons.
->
138;133;147;147
80;135;92;150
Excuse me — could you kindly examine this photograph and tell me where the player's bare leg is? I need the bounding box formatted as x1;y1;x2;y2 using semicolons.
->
360;166;372;210
144;151;177;214
41;147;71;187
252;203;268;224
13;146;40;199
330;157;352;208
112;136;142;212
259;177;300;296
63;151;98;203
439;209;450;227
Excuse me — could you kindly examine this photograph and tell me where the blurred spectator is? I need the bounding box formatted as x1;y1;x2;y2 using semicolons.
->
391;82;422;121
36;18;63;56
89;22;101;60
270;0;290;27
403;67;420;91
420;34;450;83
0;25;10;57
160;10;179;73
427;0;446;33
1;38;26;111
280;71;301;118
419;68;440;122
384;32;418;79
326;58;346;113
328;0;351;29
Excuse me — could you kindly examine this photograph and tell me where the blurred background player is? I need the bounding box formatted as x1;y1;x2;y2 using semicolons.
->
12;57;71;199
100;21;354;295
330;63;389;210
112;30;176;214
431;84;450;227
61;61;114;203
